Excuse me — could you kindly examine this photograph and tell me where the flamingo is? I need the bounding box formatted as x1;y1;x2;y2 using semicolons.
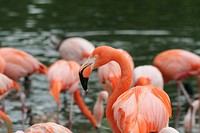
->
93;90;109;128
47;60;99;131
153;49;200;128
132;65;164;89
0;73;26;129
184;99;199;133
15;122;72;133
0;47;48;82
79;46;172;133
159;127;179;133
0;110;13;133
49;36;95;64
94;49;134;128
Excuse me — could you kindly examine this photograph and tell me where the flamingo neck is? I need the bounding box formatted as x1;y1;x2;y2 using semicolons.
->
105;50;132;132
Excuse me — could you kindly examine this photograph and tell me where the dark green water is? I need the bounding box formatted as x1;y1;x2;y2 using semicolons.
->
0;0;200;132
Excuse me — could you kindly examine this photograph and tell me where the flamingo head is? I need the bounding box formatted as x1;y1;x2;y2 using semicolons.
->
79;46;116;91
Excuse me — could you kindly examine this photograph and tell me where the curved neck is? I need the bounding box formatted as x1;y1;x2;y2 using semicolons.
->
105;49;132;132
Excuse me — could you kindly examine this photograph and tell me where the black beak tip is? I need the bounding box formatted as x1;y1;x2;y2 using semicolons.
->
79;71;89;91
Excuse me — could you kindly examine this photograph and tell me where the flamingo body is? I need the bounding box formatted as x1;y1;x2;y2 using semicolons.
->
15;122;72;133
153;49;200;84
47;60;80;104
159;127;179;133
113;85;171;133
133;65;164;89
0;73;21;99
0;48;47;81
59;37;95;64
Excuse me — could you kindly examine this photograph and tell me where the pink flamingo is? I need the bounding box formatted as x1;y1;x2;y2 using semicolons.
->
93;90;109;128
50;36;95;64
47;60;98;131
153;49;200;129
159;127;179;133
79;46;172;133
0;73;25;129
15;122;72;133
133;65;164;89
0;47;47;82
0;110;13;133
184;99;199;133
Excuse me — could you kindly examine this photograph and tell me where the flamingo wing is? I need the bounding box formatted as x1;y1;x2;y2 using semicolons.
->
112;85;172;133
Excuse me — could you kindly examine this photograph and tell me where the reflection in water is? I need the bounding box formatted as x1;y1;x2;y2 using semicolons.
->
0;0;200;132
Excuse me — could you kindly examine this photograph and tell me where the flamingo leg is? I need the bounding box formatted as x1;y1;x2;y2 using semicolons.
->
69;93;74;129
19;92;25;130
56;104;59;123
175;86;181;128
178;81;192;104
1;98;5;112
178;81;194;132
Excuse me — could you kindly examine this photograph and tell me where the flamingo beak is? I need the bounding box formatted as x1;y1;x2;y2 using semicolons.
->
79;57;96;91
79;63;91;91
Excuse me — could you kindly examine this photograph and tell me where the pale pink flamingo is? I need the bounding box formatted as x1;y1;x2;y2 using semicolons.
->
79;46;172;133
0;73;25;129
15;122;72;133
47;60;98;131
50;36;95;64
0;110;13;133
133;65;164;89
159;127;179;133
0;47;47;82
184;99;199;133
93;90;109;128
153;49;200;129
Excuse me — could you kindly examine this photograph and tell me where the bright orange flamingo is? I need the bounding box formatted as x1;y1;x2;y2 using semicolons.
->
50;36;95;64
0;110;13;133
79;46;172;133
47;60;98;131
95;49;134;128
133;65;164;89
0;47;47;82
15;122;72;133
153;49;200;128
